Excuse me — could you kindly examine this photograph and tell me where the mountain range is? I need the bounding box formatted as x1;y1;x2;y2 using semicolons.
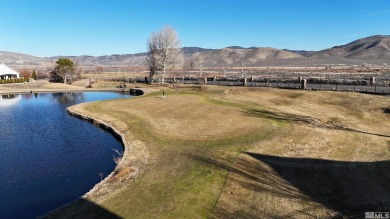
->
1;35;389;69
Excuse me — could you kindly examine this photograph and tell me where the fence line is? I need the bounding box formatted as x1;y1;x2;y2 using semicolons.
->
93;76;390;94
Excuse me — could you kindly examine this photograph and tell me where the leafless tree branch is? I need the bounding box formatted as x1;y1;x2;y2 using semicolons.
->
146;26;183;83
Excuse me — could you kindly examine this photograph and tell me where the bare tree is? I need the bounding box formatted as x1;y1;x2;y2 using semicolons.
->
73;62;82;81
146;26;183;84
19;68;32;78
38;69;50;80
146;37;159;83
95;66;104;74
236;50;247;78
191;52;205;77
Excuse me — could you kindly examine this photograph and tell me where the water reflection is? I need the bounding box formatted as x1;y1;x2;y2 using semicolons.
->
50;92;85;105
0;92;129;219
21;93;33;100
0;94;21;107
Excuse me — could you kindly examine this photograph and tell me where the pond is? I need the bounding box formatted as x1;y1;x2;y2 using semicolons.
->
0;92;131;219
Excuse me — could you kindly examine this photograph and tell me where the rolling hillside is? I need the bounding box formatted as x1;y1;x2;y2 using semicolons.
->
1;35;389;69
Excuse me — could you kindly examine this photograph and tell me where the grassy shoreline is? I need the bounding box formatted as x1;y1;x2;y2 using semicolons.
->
2;81;390;218
57;86;390;218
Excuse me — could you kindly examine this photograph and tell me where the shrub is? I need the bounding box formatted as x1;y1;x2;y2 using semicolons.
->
0;78;30;84
32;70;37;80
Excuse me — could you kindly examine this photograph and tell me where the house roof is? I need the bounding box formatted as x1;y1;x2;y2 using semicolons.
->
0;63;20;76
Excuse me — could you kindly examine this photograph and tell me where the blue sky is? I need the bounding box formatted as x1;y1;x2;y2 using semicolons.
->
1;0;389;57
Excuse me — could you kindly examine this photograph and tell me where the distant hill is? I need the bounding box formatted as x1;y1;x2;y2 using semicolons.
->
283;49;313;56
47;47;214;67
0;51;50;67
192;47;307;67
47;53;147;67
181;47;214;55
1;35;390;69
307;35;390;64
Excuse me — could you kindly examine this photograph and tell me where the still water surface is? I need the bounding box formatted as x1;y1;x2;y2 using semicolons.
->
0;92;130;219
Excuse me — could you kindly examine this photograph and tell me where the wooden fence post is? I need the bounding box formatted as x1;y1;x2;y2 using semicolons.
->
301;79;307;90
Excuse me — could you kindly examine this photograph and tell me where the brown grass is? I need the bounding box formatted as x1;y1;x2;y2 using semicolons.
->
0;80;88;93
47;85;390;218
210;87;390;218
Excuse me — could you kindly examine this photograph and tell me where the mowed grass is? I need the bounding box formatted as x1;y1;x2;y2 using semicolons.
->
64;86;390;218
66;87;285;218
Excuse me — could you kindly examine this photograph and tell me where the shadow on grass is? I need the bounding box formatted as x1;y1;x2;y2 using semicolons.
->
244;109;390;138
190;153;390;218
42;198;121;219
246;153;390;216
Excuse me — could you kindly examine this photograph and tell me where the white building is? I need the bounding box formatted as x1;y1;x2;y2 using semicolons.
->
0;63;20;79
0;94;21;107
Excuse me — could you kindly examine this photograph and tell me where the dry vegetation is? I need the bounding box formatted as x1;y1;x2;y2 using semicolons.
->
1;81;389;218
212;88;390;218
0;80;141;94
46;84;390;218
0;81;89;94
